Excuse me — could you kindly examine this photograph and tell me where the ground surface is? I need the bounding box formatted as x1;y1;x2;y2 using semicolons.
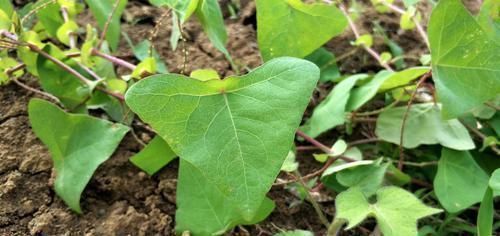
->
0;0;433;235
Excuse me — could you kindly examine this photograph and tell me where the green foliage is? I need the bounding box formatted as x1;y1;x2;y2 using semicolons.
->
434;149;490;213
126;57;319;225
376;103;475;150
28;98;129;213
130;136;177;175
428;0;500;118
3;0;499;234
36;44;90;109
305;47;341;82
176;160;275;234
256;0;347;61
85;0;128;51
335;186;442;236
301;74;368;138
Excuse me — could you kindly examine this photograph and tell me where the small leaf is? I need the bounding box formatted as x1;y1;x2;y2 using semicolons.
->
301;74;369;138
377;67;430;92
354;34;373;47
257;0;347;61
434;149;490;213
28;98;129;213
400;9;416;30
313;153;329;163
335;186;442;236
336;160;389;196
331;139;348;156
190;68;220;81
194;0;232;63
130;136;177;175
281;150;299;172
380;52;392;64
375;103;475;150
131;57;156;79
56;20;79;46
322;160;374;177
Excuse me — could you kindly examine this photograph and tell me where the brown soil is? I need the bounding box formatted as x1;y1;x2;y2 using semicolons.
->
0;1;429;235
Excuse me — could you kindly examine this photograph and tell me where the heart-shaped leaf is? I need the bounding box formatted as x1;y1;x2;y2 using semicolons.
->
256;0;347;61
428;0;500;118
28;99;129;213
434;149;490;213
376;103;475;150
125;57;319;220
335;186;442;236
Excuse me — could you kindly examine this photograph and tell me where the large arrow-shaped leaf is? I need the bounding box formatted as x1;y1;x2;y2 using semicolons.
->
125;57;319;219
28;99;129;213
257;0;347;61
428;0;500;118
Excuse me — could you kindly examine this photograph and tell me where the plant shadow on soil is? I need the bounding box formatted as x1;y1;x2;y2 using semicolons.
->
0;0;431;235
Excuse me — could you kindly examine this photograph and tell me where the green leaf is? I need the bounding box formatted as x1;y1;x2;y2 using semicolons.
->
375;103;475;150
428;0;500;118
125;57;319;221
274;230;314;236
346;70;392;111
131;57;157;79
190;68;220;81
194;0;232;63
129;40;168;74
85;0;127;51
331;139;348;156
477;188;493;236
36;44;90;110
336;160;389;196
130;136;177;175
256;0;347;61
86;91;133;124
377;67;430;92
28;99;129;213
354;34;373;47
56;20;79;46
305;47;340;82
434;149;490;213
490;168;500;191
35;0;64;38
478;0;500;40
301;74;369;138
0;0;14;17
335;186;442;236
176;160;275;235
281;150;299;172
322;160;374;177
149;0;198;22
